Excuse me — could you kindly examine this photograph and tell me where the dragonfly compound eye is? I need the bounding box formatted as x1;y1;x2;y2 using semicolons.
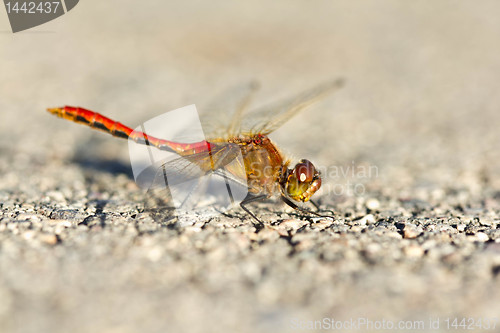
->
296;159;315;183
285;159;321;201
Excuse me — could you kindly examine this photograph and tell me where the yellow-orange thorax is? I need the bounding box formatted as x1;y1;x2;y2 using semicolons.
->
230;134;288;196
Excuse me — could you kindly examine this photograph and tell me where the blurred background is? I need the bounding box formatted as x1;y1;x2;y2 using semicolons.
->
1;1;500;332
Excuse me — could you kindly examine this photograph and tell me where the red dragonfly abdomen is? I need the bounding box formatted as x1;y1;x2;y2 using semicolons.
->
47;106;212;156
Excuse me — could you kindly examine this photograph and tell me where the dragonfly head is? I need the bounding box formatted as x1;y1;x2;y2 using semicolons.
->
283;159;322;202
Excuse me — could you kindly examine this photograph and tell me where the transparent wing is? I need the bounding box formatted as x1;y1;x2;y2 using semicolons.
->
199;81;260;140
238;78;345;135
143;142;249;218
137;142;246;189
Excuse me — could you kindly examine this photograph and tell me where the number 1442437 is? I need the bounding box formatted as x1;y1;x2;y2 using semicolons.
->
5;1;60;14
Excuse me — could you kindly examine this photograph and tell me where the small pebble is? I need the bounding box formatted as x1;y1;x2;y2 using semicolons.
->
365;243;381;255
147;246;163;262
365;198;380;210
403;224;421;239
358;214;376;225
351;225;364;232
280;219;306;233
404;245;424;258
22;230;36;240
257;227;280;242
39;234;59;245
475;232;489;242
16;213;41;222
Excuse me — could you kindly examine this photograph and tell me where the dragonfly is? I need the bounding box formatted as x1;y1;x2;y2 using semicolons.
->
47;79;344;228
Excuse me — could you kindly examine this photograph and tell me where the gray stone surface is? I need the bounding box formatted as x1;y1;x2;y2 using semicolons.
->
1;1;500;332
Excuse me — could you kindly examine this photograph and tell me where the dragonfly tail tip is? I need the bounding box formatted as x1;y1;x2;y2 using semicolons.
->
47;107;63;115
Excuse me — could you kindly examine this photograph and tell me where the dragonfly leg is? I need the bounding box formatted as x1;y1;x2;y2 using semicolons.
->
240;194;268;231
282;196;333;220
309;199;320;211
308;199;335;216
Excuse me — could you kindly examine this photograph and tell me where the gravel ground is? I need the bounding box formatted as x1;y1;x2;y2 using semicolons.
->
1;1;500;332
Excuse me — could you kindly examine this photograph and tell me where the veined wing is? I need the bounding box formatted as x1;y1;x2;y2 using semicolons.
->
238;78;344;136
200;81;260;140
143;141;249;215
137;141;247;190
